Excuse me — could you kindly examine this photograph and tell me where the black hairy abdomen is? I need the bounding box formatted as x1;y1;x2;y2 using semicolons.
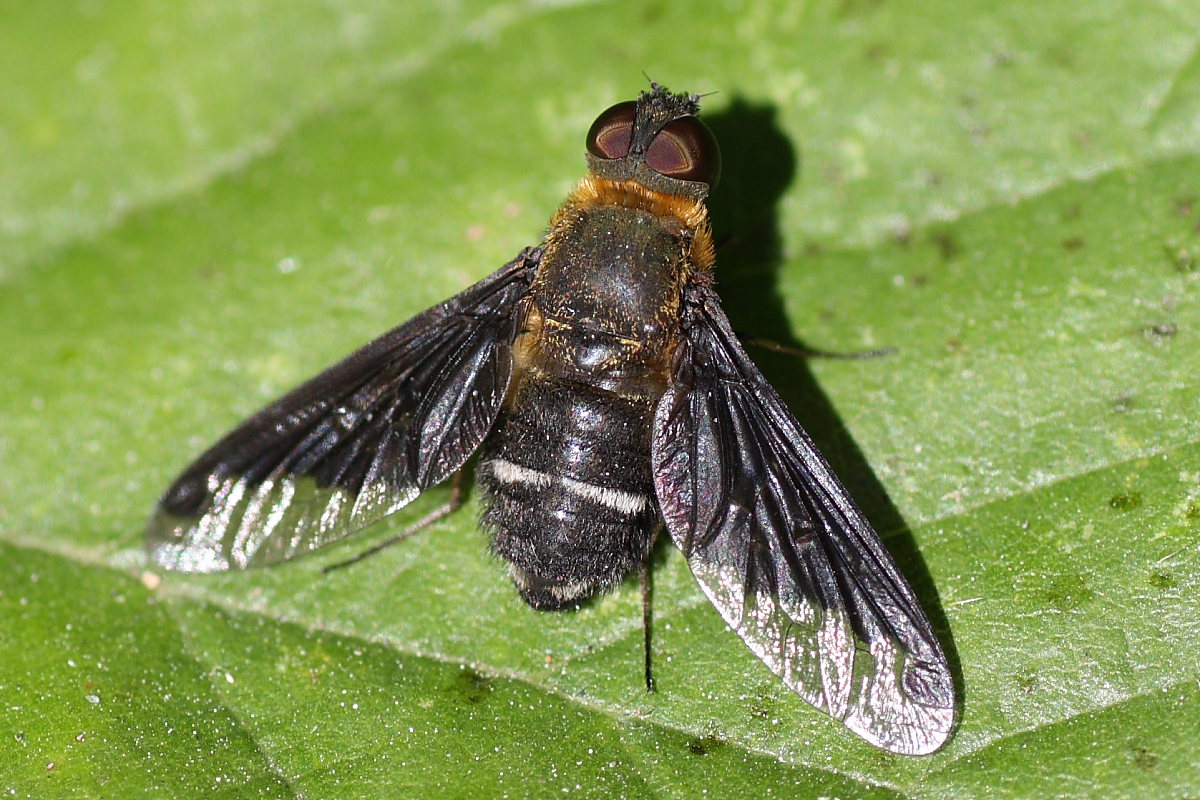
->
478;374;658;610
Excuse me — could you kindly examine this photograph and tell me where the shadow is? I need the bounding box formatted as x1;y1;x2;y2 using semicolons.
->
699;97;961;695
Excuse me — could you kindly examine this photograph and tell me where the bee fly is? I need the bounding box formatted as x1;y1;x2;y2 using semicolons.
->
147;84;956;755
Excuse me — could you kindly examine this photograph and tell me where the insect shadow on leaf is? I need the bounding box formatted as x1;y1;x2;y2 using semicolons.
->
706;97;959;703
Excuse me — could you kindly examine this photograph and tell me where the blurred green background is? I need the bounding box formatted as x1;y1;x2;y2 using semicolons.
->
2;1;1198;797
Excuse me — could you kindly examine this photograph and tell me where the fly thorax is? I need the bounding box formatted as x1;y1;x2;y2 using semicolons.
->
534;207;686;337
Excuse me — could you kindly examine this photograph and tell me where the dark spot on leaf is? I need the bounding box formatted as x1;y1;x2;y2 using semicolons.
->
932;231;959;261
1046;44;1075;68
747;683;777;721
864;41;889;61
1164;243;1196;273
56;346;81;365
640;3;663;22
687;735;727;756
451;667;494;704
1131;746;1159;771
1185;502;1200;522
1148;571;1176;590
1042;573;1095;612
1014;669;1037;694
1140;322;1177;342
1175;194;1195;216
988;48;1015;68
911;273;928;288
193;263;219;282
1111;393;1133;413
1108;492;1142;511
1061;236;1085;251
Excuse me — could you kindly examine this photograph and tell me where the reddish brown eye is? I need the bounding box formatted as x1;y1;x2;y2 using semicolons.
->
645;116;721;187
586;101;637;160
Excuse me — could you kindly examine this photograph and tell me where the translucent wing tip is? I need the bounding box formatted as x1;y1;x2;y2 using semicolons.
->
847;703;956;756
841;638;957;756
145;509;233;573
686;565;958;755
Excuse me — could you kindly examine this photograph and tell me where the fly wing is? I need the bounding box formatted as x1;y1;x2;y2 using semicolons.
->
146;250;537;572
651;285;955;755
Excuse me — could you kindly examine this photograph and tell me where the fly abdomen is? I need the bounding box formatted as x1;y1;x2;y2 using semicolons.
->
478;374;658;610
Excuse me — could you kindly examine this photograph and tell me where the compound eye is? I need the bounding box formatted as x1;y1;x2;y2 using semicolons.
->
645;116;721;187
586;101;637;160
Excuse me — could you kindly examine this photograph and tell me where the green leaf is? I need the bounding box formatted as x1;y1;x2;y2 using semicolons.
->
2;0;1198;797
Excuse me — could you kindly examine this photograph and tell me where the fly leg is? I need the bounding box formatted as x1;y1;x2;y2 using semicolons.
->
640;560;655;693
323;470;466;574
742;335;895;360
